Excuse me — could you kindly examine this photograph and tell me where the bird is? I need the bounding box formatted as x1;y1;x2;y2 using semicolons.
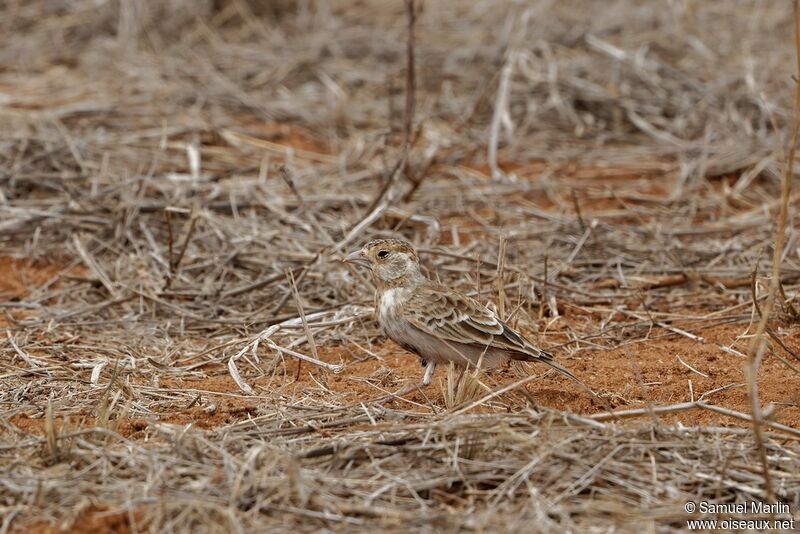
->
343;238;579;396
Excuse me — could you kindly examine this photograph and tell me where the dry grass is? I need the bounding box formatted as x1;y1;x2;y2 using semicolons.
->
2;1;800;532
443;364;484;410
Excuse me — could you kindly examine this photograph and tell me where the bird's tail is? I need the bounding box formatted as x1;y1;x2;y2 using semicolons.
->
542;355;580;383
509;348;579;383
510;349;619;418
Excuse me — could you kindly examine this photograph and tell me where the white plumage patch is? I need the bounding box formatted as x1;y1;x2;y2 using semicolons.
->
378;287;409;319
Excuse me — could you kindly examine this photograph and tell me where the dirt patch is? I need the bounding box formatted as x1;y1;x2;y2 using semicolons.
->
9;413;52;435
20;505;146;534
105;322;800;433
149;400;260;430
9;399;260;437
0;256;87;328
7;412;103;437
0;257;72;299
9;412;145;439
243;121;328;154
4;2;800;531
437;207;505;245
230;118;330;156
295;323;800;429
150;367;261;428
565;323;800;427
436;160;673;245
461;160;547;179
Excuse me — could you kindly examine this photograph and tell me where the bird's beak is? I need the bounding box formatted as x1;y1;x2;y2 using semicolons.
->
343;249;369;268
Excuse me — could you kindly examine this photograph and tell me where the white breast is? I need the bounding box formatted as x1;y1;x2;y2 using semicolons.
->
378;287;409;321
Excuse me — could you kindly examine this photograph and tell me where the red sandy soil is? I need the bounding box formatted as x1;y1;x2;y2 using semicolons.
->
11;323;800;533
134;324;800;429
4;163;800;434
21;506;146;534
0;257;89;332
212;118;332;162
436;161;673;246
236;119;330;155
12;321;788;439
5;162;800;533
0;257;82;299
1;258;63;328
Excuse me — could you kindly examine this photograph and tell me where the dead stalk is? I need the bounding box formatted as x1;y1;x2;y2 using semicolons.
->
743;0;800;504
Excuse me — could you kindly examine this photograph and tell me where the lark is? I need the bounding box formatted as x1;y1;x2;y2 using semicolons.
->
344;238;578;395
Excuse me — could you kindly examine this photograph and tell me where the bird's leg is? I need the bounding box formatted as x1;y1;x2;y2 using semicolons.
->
421;360;436;386
372;361;436;404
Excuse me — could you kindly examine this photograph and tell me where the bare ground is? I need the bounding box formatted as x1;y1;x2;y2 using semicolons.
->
3;1;800;533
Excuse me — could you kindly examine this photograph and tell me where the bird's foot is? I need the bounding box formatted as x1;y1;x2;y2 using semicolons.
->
368;361;436;405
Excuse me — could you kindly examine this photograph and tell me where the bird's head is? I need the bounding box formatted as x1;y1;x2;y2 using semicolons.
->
344;238;423;288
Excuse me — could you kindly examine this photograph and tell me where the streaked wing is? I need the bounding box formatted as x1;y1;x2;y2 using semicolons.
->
399;284;552;361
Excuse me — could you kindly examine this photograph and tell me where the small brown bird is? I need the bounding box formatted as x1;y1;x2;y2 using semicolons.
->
344;238;578;394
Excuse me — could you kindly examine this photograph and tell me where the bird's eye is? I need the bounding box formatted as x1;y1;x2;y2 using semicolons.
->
377;250;389;259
